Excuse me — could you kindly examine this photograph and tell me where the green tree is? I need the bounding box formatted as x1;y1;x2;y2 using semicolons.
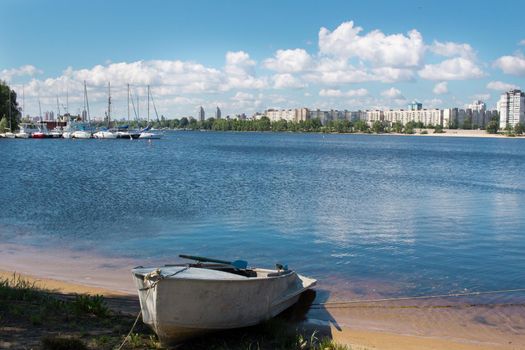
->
486;120;499;134
0;81;21;131
354;119;369;132
462;116;472;130
0;117;7;132
504;123;514;135
392;121;403;133
434;124;445;133
179;117;189;128
272;119;288;132
372;120;385;133
404;121;415;134
514;123;524;135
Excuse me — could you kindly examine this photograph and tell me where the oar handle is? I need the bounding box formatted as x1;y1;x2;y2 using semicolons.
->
179;254;231;265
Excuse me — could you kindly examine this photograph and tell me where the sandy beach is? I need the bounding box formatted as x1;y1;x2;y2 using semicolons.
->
2;243;524;350
393;129;524;139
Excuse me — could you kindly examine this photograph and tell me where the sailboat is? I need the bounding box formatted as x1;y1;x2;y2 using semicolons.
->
94;82;117;139
116;84;140;139
139;85;162;139
71;81;92;139
15;123;38;138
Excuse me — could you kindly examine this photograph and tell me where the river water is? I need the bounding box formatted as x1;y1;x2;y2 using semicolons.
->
1;131;524;302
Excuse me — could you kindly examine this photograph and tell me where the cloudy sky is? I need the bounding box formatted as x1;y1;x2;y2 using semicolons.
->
1;0;524;120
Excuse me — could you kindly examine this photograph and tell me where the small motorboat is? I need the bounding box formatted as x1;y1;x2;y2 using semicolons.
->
132;255;316;346
138;131;162;139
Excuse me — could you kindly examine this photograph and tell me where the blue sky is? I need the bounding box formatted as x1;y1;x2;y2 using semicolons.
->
2;0;525;119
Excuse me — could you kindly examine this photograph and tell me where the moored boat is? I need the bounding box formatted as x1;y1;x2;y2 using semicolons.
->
93;129;117;139
15;123;39;139
71;130;92;139
132;255;316;346
138;131;162;139
94;83;118;139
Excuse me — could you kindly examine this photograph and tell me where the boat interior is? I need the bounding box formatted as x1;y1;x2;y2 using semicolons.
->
164;263;292;278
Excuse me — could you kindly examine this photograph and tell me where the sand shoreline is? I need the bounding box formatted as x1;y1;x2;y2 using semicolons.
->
2;242;524;349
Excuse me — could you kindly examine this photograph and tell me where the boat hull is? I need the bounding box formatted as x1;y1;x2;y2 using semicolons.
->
15;132;30;138
31;132;46;139
139;132;162;139
94;131;117;139
132;266;316;346
71;131;92;139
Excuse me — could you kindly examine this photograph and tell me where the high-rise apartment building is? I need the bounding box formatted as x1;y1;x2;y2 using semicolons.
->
199;106;205;122
497;90;525;129
408;101;423;111
215;106;221;119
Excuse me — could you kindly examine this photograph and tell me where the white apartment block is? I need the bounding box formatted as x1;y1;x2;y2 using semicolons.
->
265;108;310;123
497;90;525;129
365;110;384;124
383;109;443;126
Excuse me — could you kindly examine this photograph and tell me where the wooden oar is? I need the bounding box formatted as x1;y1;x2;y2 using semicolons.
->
179;254;248;269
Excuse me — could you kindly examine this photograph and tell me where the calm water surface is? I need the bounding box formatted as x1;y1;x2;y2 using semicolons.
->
1;132;524;300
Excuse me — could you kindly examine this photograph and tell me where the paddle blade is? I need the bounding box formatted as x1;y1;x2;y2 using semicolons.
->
231;260;248;269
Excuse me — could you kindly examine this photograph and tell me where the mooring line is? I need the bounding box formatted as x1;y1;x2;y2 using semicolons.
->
311;288;525;308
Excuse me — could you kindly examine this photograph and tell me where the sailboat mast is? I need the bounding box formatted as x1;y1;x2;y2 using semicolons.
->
82;82;86;121
38;98;42;122
8;85;12;131
56;95;60;118
84;81;91;123
147;85;150;123
66;85;69;114
107;82;111;128
127;84;130;122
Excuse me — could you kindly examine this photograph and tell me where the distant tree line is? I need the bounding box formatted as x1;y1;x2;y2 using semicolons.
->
128;116;457;135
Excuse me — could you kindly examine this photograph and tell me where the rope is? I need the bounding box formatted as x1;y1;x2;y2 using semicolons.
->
312;288;525;309
115;308;143;350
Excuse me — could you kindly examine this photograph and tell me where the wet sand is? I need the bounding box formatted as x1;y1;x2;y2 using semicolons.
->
2;242;525;349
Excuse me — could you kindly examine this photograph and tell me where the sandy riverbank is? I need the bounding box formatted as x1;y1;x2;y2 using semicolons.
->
388;129;524;139
2;243;524;350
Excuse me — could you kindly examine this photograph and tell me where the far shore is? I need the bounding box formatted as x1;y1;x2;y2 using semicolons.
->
2;242;524;349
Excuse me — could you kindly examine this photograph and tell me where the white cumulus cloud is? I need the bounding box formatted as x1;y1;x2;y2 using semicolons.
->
486;81;519;91
263;49;312;73
493;55;525;76
318;21;425;68
418;57;484;80
0;65;42;81
272;74;306;89
430;41;476;60
433;81;448;95
381;87;404;99
319;88;368;97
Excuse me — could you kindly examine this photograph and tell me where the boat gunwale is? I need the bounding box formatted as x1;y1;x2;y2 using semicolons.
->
132;265;316;284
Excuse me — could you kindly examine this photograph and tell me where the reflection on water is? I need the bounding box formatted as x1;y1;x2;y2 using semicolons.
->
1;132;525;301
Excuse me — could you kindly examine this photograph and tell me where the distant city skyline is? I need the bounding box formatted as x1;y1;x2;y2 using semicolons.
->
1;0;524;119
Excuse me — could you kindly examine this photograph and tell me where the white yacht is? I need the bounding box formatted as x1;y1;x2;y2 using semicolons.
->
93;130;117;139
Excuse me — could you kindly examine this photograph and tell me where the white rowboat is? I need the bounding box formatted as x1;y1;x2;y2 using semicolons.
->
132;260;316;346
